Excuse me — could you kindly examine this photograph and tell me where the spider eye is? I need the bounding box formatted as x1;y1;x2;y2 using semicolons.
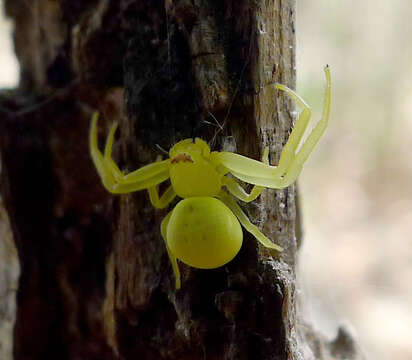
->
170;153;194;164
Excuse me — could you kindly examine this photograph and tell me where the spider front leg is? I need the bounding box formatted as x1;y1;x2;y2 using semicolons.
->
212;66;331;189
221;148;269;203
90;113;171;193
274;81;312;176
274;65;331;187
147;156;177;209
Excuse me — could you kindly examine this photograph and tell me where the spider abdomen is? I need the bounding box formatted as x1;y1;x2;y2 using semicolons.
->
166;197;242;269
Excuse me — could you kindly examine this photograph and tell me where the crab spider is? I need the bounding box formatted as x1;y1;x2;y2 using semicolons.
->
90;66;331;289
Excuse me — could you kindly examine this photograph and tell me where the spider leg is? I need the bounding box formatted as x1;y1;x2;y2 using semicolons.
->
222;147;269;202
212;67;330;189
148;185;176;209
103;121;123;181
275;66;331;187
211;150;284;184
161;211;181;289
90;112;118;191
217;191;283;251
147;155;176;208
90;112;170;194
222;177;264;203
274;82;312;175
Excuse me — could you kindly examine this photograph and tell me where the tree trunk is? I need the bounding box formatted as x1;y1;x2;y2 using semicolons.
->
0;0;363;359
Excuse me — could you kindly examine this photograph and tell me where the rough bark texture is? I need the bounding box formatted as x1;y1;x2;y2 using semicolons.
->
0;196;19;360
0;0;364;359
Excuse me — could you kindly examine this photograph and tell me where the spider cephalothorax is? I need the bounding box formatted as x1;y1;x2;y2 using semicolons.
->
168;138;222;198
90;66;331;289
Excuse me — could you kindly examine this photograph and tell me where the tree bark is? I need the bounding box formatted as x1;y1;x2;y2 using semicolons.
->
0;0;364;359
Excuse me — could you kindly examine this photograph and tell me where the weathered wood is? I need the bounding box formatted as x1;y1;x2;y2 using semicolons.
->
111;2;296;358
0;197;19;360
0;0;364;359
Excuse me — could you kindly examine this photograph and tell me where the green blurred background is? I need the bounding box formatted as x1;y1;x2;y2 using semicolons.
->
1;1;411;359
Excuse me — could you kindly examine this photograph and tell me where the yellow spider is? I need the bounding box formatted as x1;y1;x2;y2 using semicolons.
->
90;66;331;289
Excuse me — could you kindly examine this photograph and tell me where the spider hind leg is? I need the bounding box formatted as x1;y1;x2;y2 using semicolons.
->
161;211;181;289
